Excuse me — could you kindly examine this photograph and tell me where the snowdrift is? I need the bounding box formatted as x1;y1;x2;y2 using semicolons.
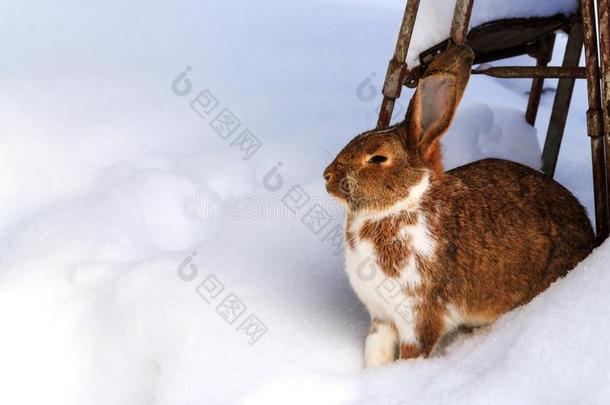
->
0;1;605;404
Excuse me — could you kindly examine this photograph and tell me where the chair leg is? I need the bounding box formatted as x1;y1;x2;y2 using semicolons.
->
541;22;583;177
594;0;610;242
526;35;556;126
450;0;474;45
377;0;420;129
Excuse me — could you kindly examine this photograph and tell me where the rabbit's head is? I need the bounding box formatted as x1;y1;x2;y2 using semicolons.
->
324;45;474;212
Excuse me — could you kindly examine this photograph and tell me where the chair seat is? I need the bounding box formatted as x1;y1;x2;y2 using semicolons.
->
469;14;571;57
407;14;573;86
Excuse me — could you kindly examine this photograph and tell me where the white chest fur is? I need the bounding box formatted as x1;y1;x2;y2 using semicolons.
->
343;175;435;339
345;238;413;321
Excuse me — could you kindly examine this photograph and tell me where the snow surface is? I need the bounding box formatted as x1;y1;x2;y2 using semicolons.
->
0;1;607;404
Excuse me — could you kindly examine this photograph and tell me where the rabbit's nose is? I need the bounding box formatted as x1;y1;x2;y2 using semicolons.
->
323;166;333;182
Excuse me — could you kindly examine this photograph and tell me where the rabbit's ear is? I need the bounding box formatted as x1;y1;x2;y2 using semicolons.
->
407;45;473;162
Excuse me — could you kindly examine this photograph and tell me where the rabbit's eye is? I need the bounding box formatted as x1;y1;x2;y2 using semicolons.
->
367;155;388;164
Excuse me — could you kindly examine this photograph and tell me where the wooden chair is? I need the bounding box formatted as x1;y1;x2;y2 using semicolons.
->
377;0;610;245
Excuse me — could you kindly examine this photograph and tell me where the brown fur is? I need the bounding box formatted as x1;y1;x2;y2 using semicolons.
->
399;343;421;359
359;213;417;278
324;45;595;362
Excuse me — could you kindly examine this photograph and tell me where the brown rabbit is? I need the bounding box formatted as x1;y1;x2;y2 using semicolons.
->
323;45;595;368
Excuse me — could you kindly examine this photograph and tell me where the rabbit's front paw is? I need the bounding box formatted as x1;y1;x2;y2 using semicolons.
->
364;320;398;368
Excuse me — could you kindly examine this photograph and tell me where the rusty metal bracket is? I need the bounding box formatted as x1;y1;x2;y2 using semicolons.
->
587;109;604;138
381;58;409;99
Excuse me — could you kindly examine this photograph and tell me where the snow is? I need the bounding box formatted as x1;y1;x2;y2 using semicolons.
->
443;104;542;170
0;0;607;404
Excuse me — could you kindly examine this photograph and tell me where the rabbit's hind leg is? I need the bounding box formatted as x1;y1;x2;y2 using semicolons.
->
399;303;447;360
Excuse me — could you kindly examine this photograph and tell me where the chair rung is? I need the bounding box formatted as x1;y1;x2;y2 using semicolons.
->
472;65;586;79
